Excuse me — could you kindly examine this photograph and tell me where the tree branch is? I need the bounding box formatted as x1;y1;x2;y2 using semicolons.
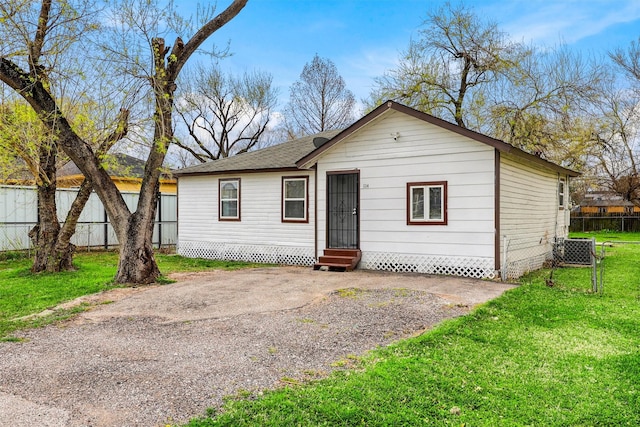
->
170;0;247;79
29;0;53;78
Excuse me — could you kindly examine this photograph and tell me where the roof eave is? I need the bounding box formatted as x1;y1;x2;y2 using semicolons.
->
174;166;301;178
504;149;581;177
296;100;580;177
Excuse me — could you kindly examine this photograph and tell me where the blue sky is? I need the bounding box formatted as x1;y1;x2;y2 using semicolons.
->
180;0;640;109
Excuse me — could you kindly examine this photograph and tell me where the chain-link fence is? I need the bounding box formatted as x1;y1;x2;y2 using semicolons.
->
500;235;556;280
570;215;640;232
594;240;640;295
501;236;597;285
554;237;598;292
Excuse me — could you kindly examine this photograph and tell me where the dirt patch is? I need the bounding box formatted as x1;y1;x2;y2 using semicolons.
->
15;287;154;321
0;267;515;426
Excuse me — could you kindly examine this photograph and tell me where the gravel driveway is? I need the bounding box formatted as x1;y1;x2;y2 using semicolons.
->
0;267;515;426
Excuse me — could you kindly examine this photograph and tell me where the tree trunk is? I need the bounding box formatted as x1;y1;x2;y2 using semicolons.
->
29;226;76;272
29;138;75;273
114;203;161;285
28;154;95;273
29;142;76;272
29;184;76;273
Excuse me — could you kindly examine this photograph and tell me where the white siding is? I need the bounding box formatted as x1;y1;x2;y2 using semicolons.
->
500;153;569;278
177;171;316;265
315;110;496;277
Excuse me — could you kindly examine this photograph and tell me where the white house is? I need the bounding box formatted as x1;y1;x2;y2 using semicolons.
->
175;101;578;279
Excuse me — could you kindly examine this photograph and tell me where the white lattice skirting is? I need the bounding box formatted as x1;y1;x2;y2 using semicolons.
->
178;241;315;266
179;241;497;279
360;252;495;279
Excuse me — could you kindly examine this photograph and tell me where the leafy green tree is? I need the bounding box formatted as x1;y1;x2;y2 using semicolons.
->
369;2;605;174
489;47;605;164
369;2;525;128
0;0;247;284
0;2;129;273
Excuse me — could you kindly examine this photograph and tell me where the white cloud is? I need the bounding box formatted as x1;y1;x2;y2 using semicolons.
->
495;1;640;47
340;47;404;101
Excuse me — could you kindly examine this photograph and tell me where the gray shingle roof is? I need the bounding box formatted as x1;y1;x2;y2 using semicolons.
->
173;130;341;176
59;153;147;178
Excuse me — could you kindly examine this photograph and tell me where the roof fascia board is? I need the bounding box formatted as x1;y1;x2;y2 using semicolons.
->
174;167;301;178
296;100;579;177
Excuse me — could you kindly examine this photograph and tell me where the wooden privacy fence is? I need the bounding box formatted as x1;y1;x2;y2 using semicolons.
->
570;215;640;233
0;185;177;252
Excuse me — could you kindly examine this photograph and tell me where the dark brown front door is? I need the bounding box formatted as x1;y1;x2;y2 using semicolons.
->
327;172;359;249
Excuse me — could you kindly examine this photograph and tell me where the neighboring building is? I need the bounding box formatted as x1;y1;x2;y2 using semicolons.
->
175;101;578;280
58;153;177;194
576;191;640;215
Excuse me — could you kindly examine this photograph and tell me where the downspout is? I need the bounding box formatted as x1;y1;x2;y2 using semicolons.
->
554;172;561;240
548;172;562;285
494;149;502;279
314;165;318;262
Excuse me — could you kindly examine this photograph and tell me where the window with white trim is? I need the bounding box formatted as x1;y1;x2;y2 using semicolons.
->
219;178;240;220
282;177;308;222
558;178;566;209
407;181;447;225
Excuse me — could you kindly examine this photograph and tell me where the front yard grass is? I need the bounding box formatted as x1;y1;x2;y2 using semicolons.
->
2;234;639;425
184;232;640;426
0;251;259;340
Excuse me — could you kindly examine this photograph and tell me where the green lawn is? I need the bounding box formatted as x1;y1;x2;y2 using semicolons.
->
1;235;639;425
183;231;640;426
570;230;640;242
0;251;259;339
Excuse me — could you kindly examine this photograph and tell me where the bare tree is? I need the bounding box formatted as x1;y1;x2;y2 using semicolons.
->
0;0;247;284
592;94;640;204
611;37;640;83
283;54;355;137
175;63;277;164
590;39;640;205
